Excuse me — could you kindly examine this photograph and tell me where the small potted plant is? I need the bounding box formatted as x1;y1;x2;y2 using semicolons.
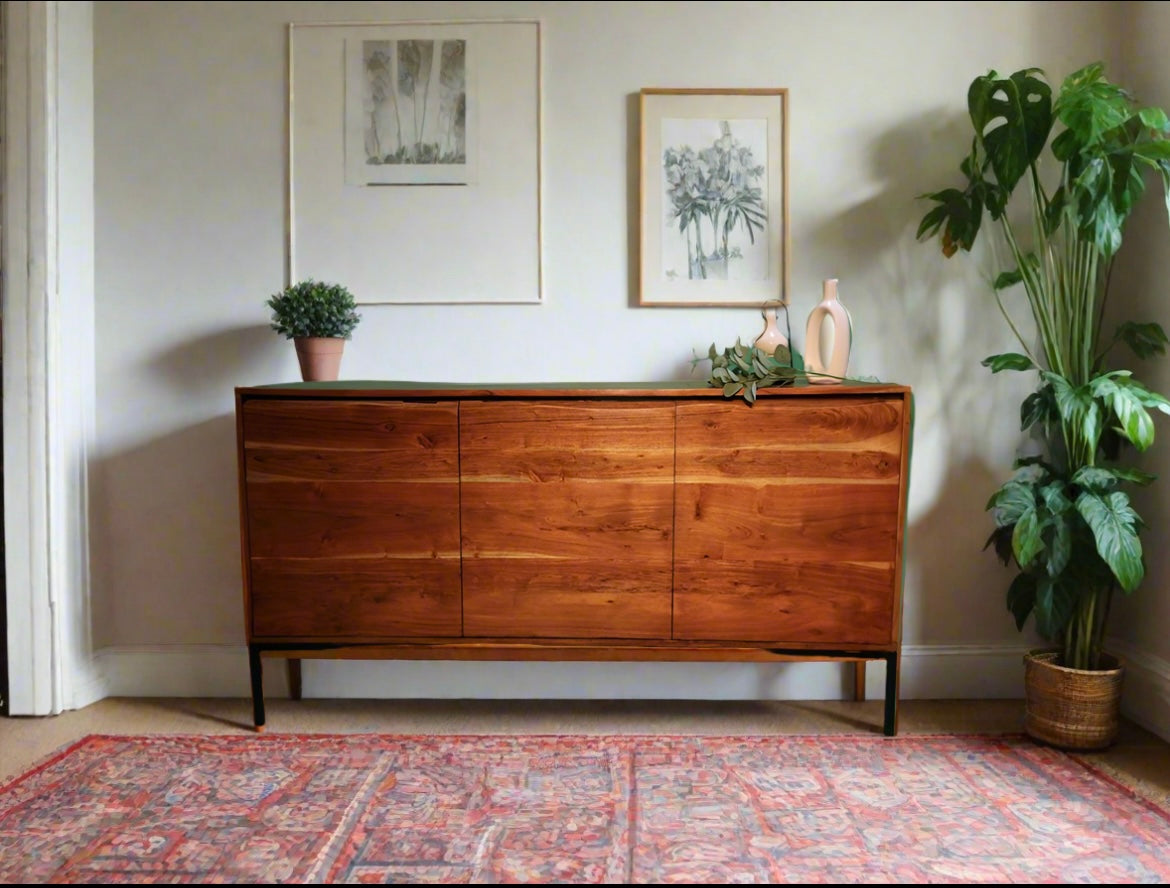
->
266;279;361;381
917;63;1170;748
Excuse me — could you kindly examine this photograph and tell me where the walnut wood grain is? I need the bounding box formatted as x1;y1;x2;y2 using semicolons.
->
250;558;460;638
460;401;674;638
246;480;459;558
673;397;905;642
673;561;896;644
242;400;462;638
462;560;672;638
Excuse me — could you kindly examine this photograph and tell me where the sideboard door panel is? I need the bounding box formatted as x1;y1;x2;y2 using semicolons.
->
242;400;461;639
460;400;674;639
673;396;905;645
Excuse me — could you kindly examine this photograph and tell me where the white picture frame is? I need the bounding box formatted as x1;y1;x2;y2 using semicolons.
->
639;88;789;307
289;19;543;305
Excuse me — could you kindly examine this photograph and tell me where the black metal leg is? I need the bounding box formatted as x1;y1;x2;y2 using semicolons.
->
287;658;302;700
883;651;900;736
248;644;266;732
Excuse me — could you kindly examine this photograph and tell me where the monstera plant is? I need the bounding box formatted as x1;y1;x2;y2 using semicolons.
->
917;62;1170;747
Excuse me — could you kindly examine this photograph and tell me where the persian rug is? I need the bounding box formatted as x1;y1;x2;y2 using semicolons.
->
2;733;1169;884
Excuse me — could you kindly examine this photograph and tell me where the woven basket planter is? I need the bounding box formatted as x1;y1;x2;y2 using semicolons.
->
1023;649;1124;751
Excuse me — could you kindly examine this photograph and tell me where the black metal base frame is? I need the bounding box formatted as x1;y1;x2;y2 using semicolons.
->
247;643;900;736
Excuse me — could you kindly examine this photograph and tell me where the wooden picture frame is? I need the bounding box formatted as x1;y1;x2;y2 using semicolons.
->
639;88;789;307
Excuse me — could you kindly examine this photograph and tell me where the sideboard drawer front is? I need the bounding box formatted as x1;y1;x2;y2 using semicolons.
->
673;396;906;644
461;400;674;638
246;480;459;558
675;396;904;481
242;398;462;638
243;400;460;559
673;561;896;644
250;558;461;639
463;560;672;639
243;400;459;480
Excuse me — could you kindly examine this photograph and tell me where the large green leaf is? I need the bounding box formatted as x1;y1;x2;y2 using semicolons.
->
1092;374;1157;450
1047;372;1102;451
1012;506;1045;568
983;353;1035;373
1006;572;1036;631
1076;489;1144;592
987;479;1035;525
1034;576;1076;640
1047;513;1072;577
1020;386;1057;433
1055;62;1133;145
968;68;1052;194
1115;321;1169;359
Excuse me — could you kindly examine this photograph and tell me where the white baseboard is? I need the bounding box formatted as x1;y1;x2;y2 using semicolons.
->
92;642;1031;701
1108;640;1170;742
80;641;1170;743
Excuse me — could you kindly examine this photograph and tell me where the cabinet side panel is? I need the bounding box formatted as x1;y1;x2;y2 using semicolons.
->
461;400;674;638
674;396;904;644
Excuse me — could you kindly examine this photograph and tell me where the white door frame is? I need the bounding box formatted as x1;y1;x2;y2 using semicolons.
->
3;0;96;715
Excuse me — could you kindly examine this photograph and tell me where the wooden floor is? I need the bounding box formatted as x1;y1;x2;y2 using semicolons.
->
2;697;1168;809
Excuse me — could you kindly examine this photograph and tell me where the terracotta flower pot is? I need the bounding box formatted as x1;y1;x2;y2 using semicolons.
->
293;337;345;382
1023;649;1124;750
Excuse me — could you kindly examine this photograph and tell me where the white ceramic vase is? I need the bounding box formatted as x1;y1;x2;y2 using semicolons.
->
804;279;852;385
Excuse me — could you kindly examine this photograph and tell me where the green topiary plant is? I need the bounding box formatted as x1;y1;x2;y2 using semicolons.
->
266;279;361;340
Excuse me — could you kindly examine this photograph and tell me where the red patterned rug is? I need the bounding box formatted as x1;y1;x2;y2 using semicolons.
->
2;733;1168;883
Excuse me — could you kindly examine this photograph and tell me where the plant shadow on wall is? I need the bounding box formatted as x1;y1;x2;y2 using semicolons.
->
917;63;1170;749
801;107;1023;644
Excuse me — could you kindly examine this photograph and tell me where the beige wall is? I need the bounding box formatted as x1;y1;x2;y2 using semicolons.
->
91;2;1134;700
1112;1;1170;689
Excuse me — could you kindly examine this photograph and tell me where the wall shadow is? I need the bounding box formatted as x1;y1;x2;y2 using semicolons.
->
626;91;641;308
89;413;244;649
146;323;286;396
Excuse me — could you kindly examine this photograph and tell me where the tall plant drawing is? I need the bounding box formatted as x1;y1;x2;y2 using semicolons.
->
663;121;766;280
362;38;467;166
438;40;467;161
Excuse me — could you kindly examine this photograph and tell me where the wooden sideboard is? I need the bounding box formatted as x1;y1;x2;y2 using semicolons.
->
235;381;913;733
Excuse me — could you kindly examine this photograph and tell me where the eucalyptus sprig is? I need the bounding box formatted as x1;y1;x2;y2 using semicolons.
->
693;339;804;404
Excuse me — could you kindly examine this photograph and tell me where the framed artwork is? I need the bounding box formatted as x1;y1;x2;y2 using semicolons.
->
344;32;477;185
638;88;789;307
289;20;543;304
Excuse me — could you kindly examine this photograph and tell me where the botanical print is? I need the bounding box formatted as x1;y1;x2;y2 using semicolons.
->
346;35;474;184
660;118;768;281
362;39;466;166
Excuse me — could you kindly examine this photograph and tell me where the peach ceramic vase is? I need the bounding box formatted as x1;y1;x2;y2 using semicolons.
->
294;337;345;381
804;279;852;385
753;304;789;356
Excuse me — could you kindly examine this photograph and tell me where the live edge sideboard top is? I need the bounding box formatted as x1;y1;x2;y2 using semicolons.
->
235;381;914;734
